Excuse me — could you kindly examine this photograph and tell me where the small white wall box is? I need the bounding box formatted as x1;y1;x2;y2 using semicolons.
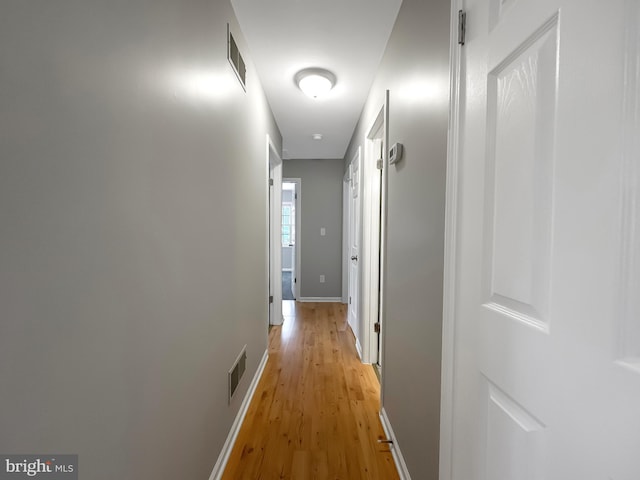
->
389;142;404;165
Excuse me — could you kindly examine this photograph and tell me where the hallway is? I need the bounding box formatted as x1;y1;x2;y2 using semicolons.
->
222;302;399;479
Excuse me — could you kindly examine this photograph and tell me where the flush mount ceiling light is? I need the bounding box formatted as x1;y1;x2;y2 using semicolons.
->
295;68;336;99
312;133;323;140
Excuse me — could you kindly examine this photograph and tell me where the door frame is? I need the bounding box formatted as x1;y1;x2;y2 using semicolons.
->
439;0;474;478
283;177;301;300
267;135;283;326
342;172;350;304
361;96;388;368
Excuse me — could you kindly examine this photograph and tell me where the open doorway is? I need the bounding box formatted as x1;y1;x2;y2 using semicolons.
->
364;103;385;374
344;95;388;379
281;181;298;301
267;135;283;326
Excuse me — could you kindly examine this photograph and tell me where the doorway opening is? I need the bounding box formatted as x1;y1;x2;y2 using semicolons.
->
268;135;283;326
364;102;386;375
281;180;298;302
346;93;388;375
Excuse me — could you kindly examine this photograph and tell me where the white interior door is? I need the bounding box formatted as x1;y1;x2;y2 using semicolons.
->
446;0;640;478
290;244;295;299
348;149;361;346
290;183;297;299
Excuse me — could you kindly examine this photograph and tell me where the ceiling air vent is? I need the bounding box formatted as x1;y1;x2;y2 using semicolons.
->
227;24;246;90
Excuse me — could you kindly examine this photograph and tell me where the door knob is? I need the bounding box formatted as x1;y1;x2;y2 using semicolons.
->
351;255;358;261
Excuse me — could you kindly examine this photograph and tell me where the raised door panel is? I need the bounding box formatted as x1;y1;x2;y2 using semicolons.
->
483;15;558;332
485;383;546;480
451;0;640;479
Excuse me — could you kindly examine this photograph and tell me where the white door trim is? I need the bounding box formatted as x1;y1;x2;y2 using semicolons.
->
378;91;389;388
439;1;464;478
267;135;283;326
362;101;387;366
283;177;301;300
342;172;350;304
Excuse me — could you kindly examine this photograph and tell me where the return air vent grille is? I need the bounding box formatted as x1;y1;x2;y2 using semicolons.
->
229;346;247;403
227;24;246;90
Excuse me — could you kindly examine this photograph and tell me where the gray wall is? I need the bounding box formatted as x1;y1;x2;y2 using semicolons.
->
283;159;344;298
343;0;450;478
0;2;281;479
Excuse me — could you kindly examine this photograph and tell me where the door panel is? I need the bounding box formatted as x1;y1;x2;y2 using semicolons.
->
485;382;545;480
483;14;557;330
290;244;296;299
348;151;361;341
450;0;640;479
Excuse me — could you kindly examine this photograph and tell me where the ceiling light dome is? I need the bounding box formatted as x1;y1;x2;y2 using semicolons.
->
295;68;336;99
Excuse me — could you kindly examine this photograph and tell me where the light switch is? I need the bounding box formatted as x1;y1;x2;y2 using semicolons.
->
320;227;326;236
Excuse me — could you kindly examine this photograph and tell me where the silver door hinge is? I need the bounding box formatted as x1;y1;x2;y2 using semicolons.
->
269;295;273;304
458;10;466;46
295;193;297;200
269;178;274;186
376;159;383;170
349;296;351;305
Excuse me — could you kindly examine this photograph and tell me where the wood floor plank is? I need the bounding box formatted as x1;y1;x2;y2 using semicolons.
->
222;302;399;480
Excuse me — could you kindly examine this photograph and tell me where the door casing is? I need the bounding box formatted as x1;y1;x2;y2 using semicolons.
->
283;177;301;300
267;135;283;326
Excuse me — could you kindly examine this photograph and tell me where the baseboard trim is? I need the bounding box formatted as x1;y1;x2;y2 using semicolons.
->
297;297;342;303
355;337;363;361
270;314;284;326
380;408;412;480
208;349;269;480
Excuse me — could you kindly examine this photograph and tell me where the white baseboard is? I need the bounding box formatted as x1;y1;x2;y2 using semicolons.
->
209;349;269;480
380;407;412;480
355;337;363;361
297;297;342;303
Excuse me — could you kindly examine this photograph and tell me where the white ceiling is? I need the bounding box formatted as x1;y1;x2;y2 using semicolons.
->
231;0;402;160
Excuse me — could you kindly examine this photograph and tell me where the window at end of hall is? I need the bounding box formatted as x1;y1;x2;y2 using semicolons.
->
282;203;295;246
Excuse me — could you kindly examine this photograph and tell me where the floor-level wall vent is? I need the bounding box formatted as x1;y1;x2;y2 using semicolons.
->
229;346;247;403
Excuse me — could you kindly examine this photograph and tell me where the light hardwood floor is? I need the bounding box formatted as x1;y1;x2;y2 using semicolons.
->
222;301;399;480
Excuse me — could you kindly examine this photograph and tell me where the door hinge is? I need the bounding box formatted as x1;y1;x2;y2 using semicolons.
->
349;296;351;305
295;193;298;200
376;159;383;170
269;295;274;304
294;277;297;283
269;178;274;186
458;10;466;46
374;322;381;333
